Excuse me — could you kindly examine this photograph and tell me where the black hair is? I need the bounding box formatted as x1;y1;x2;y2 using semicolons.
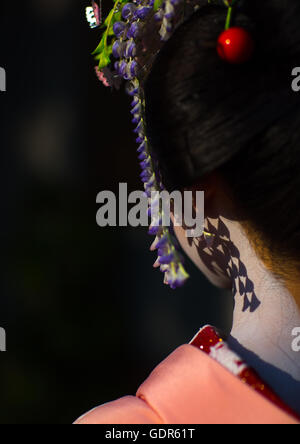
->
144;0;300;266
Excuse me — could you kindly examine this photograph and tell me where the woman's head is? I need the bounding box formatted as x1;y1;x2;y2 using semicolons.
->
144;0;300;283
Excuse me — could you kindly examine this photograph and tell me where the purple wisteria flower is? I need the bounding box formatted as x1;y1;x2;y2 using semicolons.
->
127;21;141;39
113;21;127;38
122;3;137;20
136;6;152;20
154;0;181;41
124;39;137;58
112;39;125;58
89;0;190;288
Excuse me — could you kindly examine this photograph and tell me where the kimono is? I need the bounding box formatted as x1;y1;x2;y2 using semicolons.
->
75;326;300;425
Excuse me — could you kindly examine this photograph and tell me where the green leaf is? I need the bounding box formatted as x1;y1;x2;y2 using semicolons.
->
107;26;116;37
91;0;127;70
113;11;122;22
98;50;111;69
92;37;105;56
103;8;116;28
154;0;164;12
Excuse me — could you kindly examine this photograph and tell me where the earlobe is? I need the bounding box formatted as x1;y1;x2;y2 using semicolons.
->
191;172;219;212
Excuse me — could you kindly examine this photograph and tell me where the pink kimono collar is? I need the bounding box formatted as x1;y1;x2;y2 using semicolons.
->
75;325;300;424
190;325;300;422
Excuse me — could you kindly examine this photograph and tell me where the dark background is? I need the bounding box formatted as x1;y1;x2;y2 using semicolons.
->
0;1;232;424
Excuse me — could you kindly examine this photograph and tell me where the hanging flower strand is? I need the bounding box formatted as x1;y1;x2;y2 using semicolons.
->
127;77;190;288
85;0;254;288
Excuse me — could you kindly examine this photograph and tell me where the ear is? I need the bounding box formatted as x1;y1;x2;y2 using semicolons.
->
190;172;220;217
191;171;239;222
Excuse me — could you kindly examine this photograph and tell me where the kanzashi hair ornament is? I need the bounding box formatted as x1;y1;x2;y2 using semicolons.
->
217;0;255;63
86;0;103;28
85;0;242;289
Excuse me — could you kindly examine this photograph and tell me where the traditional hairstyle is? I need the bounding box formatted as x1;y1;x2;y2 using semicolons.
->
86;0;300;286
144;0;300;272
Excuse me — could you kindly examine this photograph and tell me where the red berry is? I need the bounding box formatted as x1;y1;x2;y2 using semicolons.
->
217;27;255;64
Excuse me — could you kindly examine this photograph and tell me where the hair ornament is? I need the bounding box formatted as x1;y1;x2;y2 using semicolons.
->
86;1;103;28
85;0;253;288
217;0;255;63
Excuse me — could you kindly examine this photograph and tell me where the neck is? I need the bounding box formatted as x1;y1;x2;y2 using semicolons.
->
224;219;300;414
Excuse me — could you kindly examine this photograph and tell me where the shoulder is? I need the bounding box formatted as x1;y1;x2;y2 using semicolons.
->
74;342;298;424
74;395;162;425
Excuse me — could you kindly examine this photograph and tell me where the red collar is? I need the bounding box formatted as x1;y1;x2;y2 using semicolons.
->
190;325;300;422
